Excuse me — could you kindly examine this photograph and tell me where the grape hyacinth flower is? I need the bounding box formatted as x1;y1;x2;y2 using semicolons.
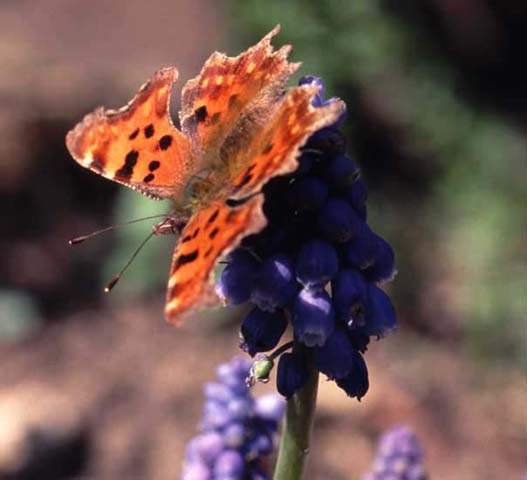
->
216;76;397;401
361;426;428;480
181;356;284;480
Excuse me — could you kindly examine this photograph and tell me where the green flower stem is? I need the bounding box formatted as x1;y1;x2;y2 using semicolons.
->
273;350;319;480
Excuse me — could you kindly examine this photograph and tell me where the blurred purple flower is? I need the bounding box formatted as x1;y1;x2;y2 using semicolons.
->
361;426;428;480
181;357;284;480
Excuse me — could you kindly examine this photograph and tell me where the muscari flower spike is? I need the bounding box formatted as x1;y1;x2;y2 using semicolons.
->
215;76;397;400
182;356;285;480
361;426;428;480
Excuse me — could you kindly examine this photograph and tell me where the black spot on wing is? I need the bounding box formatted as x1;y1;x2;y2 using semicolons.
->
209;227;219;239
262;143;273;154
174;250;199;271
206;208;219;227
129;128;139;140
209;112;221;125
159;135;173;150
234;173;253;191
228;94;239;110
143;173;155;183
115;150;139;180
149;160;160;171
194;106;208;123
144;124;155;138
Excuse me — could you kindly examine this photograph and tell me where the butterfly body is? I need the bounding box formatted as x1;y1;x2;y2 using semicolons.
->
66;26;345;324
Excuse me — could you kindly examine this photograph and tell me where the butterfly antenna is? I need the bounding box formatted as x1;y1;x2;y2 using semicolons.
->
68;214;168;245
104;231;155;293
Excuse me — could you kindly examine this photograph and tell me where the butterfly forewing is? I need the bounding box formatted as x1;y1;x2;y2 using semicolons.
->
180;26;299;162
66;67;192;200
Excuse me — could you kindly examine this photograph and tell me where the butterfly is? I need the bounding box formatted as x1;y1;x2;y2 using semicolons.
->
66;26;345;325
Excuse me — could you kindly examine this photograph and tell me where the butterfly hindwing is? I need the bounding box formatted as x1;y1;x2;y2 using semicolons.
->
66;67;192;199
229;85;346;199
165;195;265;324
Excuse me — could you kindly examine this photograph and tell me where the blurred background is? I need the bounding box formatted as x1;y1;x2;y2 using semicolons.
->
0;0;525;478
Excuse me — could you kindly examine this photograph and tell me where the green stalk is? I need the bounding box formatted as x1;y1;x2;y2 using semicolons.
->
273;350;319;480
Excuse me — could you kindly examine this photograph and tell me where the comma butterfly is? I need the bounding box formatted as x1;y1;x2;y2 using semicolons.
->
66;26;345;325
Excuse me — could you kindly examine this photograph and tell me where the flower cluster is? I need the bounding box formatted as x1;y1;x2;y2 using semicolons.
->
216;77;397;400
181;356;284;480
361;426;428;480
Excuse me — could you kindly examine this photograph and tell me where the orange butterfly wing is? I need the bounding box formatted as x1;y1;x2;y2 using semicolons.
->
165;86;345;325
229;85;346;200
165;195;265;323
66;67;191;200
179;25;298;158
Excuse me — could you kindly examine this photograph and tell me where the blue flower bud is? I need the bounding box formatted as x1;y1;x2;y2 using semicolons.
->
296;152;316;174
254;394;285;422
181;461;210;480
298;76;346;124
216;250;259;305
256;228;289;256
216;357;251;391
331;268;368;326
240;307;287;356
345;178;368;219
325;154;360;190
363;236;396;284
296;239;339;289
223;421;246;448
305;126;346;155
246;428;273;456
314;328;356;379
262;180;296;225
357;285;397;337
247;467;270;480
361;426;427;480
185;431;225;465
247;467;271;480
201;400;230;430
349;332;370;353
344;221;378;269
204;382;233;404
213;449;245;477
251;254;297;311
276;351;309;398
319;197;361;243
293;288;335;347
299;75;326;106
335;350;369;400
226;396;253;422
288;177;329;212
